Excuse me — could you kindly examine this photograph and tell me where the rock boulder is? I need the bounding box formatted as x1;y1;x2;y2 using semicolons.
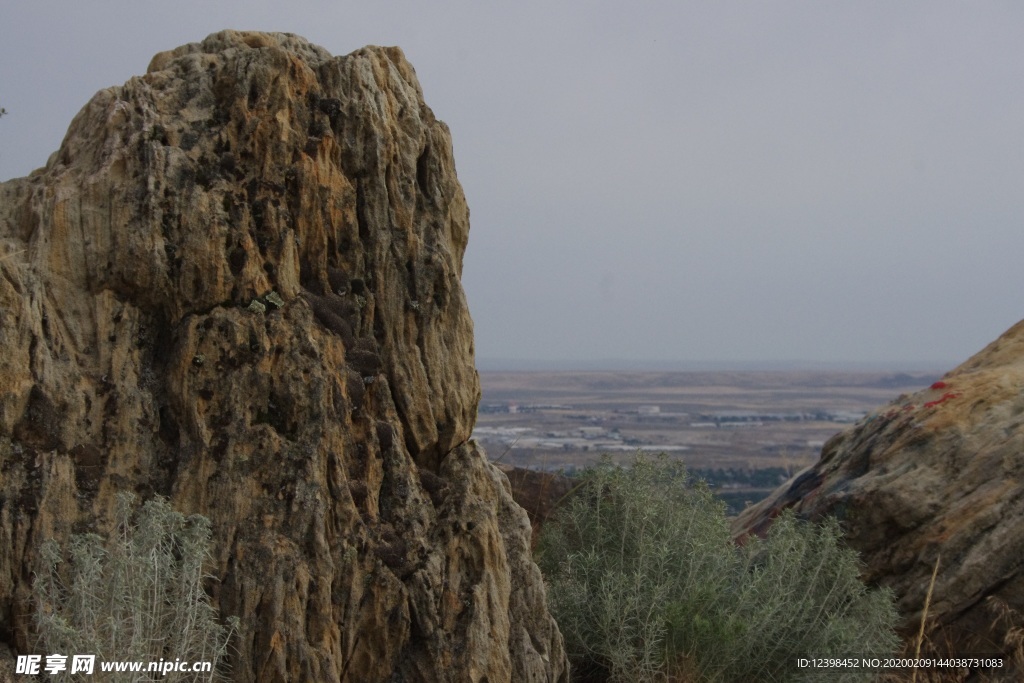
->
734;320;1024;670
0;30;566;682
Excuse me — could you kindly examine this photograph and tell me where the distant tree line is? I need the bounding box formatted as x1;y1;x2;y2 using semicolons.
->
692;467;796;515
692;466;793;489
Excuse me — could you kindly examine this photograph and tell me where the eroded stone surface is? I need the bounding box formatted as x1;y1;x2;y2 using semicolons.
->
734;320;1024;668
0;30;566;682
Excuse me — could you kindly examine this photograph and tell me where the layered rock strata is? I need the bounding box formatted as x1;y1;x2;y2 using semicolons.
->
0;30;566;682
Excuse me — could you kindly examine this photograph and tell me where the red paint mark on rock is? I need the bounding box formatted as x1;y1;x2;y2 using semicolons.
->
931;381;949;390
924;392;961;409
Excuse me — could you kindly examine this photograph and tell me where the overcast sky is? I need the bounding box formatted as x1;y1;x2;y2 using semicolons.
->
2;2;1021;369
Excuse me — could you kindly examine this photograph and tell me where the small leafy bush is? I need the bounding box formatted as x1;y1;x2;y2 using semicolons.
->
536;453;900;683
33;493;238;682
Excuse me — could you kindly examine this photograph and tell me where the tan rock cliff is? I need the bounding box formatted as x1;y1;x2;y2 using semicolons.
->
734;320;1024;673
0;30;566;682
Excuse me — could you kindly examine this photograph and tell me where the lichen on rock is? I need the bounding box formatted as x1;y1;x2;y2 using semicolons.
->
0;30;566;682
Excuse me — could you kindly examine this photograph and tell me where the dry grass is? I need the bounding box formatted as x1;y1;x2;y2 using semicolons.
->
0;248;25;263
878;556;964;683
988;596;1024;675
879;561;1021;683
911;555;942;683
0;248;27;290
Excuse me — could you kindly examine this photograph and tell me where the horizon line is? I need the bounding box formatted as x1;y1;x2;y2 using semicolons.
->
475;357;954;373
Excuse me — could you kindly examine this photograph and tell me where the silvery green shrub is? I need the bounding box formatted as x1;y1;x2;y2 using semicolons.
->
33;493;237;682
536;453;899;682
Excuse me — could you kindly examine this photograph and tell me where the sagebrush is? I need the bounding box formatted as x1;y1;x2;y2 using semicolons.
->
535;453;900;682
33;493;238;682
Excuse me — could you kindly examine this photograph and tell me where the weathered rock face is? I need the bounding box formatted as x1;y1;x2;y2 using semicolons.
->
0;30;566;682
734;320;1024;666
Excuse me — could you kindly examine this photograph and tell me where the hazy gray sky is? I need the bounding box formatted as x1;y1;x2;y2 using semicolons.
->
2;2;1021;369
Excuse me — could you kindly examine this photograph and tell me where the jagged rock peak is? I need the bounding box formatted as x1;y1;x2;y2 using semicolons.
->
734;319;1024;673
0;31;567;682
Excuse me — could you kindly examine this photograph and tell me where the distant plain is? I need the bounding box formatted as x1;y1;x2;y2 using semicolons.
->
476;370;941;511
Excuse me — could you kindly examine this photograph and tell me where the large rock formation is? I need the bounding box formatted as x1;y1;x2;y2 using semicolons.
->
734;320;1024;670
0;30;567;682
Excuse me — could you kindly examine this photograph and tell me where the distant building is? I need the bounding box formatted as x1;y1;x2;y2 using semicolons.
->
637;405;660;415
